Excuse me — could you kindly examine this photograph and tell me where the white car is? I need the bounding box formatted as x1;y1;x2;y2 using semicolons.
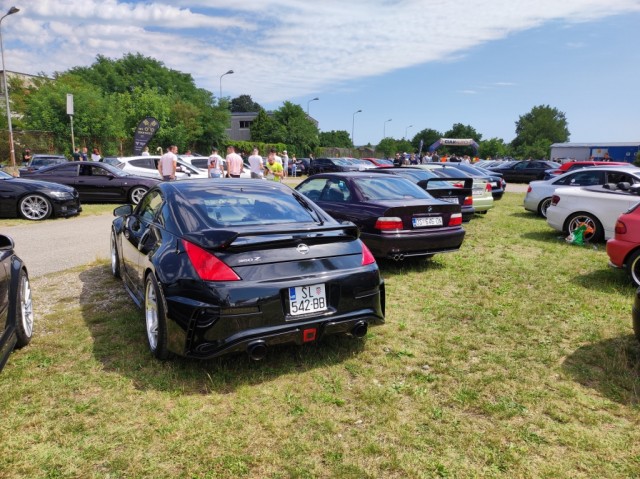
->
546;183;640;242
116;155;208;180
179;155;253;178
524;166;640;218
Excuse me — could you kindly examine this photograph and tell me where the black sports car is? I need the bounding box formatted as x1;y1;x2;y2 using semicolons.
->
0;235;34;372
367;167;475;222
0;170;81;221
295;172;465;260
111;179;385;360
21;161;160;205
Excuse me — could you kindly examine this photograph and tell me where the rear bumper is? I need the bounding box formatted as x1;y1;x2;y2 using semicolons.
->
606;238;635;269
362;227;465;259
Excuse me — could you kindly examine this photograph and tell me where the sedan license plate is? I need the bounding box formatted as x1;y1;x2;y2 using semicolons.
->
440;196;459;204
289;283;327;316
412;217;443;227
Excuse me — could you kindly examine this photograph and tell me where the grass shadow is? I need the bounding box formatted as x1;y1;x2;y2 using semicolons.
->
520;230;567;244
571;267;632;293
78;265;369;395
563;335;640;405
377;256;446;278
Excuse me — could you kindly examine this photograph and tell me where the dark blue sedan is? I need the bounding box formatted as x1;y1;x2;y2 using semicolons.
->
295;172;465;260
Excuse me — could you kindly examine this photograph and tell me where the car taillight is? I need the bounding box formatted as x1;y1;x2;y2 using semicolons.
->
527;185;532;193
182;239;240;281
448;213;462;226
463;196;473;206
485;183;492;192
615;220;627;235
551;195;560;206
375;217;403;230
361;241;376;265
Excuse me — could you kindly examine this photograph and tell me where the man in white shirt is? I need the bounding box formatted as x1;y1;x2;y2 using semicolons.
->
247;147;264;178
208;147;224;178
282;150;289;178
157;145;177;181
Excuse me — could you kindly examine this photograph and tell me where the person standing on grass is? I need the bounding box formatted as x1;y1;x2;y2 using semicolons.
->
247;147;264;179
264;151;283;182
158;145;177;181
208;147;224;178
226;145;243;178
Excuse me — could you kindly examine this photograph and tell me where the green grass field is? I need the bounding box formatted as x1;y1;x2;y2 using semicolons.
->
1;192;640;478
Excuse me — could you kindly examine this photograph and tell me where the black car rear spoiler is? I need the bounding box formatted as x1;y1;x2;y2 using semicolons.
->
418;177;473;195
182;222;361;250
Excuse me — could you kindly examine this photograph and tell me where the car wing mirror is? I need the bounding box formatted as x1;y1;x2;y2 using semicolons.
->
113;204;133;217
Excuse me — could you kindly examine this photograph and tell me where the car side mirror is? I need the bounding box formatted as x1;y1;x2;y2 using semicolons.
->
113;204;133;217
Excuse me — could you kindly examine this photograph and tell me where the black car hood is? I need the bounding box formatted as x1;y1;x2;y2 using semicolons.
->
4;177;76;192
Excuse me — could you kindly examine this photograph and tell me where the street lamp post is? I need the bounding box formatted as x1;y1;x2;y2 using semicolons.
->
351;109;362;145
219;69;234;99
0;6;19;167
306;97;319;115
383;118;392;139
405;124;414;139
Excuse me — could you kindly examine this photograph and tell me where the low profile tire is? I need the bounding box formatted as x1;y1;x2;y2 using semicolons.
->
144;273;170;360
626;249;640;287
15;269;34;348
110;230;121;279
566;212;604;243
19;194;52;221
128;186;148;205
538;197;552;218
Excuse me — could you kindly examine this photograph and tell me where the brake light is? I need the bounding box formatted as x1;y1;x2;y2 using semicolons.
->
551;195;560;206
375;217;403;230
361;241;376;265
448;213;463;226
452;182;464;188
182;239;240;281
527;185;532;193
615;220;627;235
485;183;492;192
463;196;473;206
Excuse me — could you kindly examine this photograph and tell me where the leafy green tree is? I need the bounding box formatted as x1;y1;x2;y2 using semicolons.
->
376;137;397;158
22;74;125;155
230;95;262;113
511;105;569;159
250;109;284;143
271;101;320;155
478;137;509;159
319;130;352;148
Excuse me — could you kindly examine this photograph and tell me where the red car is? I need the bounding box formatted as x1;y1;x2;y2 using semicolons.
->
546;160;629;178
607;203;640;286
361;157;394;168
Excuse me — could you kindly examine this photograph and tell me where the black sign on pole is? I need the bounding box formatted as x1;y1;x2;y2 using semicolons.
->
133;117;160;155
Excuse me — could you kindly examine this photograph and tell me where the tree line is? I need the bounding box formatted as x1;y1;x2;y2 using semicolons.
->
1;53;570;160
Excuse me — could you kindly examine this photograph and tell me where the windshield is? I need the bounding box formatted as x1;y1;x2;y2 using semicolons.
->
0;170;12;180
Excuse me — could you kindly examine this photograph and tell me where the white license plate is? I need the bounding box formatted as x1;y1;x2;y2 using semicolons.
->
412;217;443;227
440;197;459;204
492;182;499;188
288;283;327;316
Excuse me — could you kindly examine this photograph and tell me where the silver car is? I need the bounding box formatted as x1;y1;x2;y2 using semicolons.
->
116;155;208;180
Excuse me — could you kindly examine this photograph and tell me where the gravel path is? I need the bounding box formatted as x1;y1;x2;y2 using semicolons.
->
3;213;114;278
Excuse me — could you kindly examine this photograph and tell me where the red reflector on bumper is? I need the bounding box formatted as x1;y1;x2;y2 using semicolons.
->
303;328;317;343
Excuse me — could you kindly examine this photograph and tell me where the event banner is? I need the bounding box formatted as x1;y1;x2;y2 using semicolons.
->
133;117;160;155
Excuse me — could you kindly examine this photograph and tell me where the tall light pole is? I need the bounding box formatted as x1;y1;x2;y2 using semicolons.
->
306;97;319;115
405;124;413;139
383;118;392;139
0;6;19;167
219;69;234;99
351;109;362;145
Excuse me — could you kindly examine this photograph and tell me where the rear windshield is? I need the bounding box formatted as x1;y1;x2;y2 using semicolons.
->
354;177;431;200
190;190;322;227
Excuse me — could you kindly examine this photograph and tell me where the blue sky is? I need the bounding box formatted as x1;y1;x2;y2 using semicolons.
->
3;0;640;146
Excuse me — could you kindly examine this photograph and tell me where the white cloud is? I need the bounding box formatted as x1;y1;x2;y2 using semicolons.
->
3;0;640;102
